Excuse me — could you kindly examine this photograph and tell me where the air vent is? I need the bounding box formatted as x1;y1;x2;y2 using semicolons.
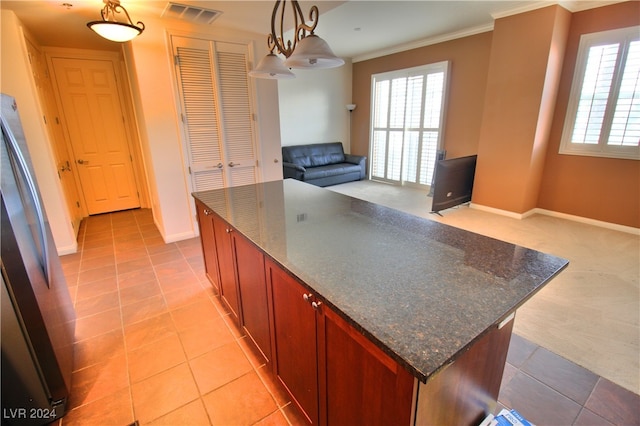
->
162;2;222;25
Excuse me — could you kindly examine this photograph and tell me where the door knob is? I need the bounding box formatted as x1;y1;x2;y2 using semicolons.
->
77;159;88;165
228;162;239;167
217;163;223;169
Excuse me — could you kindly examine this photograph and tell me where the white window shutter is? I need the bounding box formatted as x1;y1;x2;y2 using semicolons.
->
571;43;619;145
609;40;640;147
560;26;639;159
370;62;448;187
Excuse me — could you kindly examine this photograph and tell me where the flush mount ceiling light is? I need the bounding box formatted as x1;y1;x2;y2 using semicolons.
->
87;0;145;43
249;0;344;79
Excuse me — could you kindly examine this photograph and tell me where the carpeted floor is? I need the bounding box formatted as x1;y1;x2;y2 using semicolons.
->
329;180;640;395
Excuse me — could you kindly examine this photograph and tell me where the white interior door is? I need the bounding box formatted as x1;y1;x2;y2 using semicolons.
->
51;57;140;215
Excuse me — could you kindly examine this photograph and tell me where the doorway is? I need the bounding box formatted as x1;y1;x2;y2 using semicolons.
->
48;54;141;215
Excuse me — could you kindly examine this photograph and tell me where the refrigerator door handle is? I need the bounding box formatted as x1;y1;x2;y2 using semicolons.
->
0;116;51;286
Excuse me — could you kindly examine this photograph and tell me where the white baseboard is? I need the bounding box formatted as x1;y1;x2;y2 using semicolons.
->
56;242;78;256
151;211;198;243
469;203;527;219
532;208;640;236
161;230;197;243
469;203;640;236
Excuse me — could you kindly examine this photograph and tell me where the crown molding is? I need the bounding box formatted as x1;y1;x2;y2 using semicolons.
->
352;23;493;63
353;1;628;63
491;0;628;19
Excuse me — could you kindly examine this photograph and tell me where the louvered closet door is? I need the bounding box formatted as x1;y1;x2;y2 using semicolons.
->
215;42;257;187
174;37;224;191
172;36;257;192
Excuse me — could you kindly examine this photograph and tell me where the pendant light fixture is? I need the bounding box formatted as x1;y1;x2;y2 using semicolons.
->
249;52;296;79
87;0;145;43
249;0;344;79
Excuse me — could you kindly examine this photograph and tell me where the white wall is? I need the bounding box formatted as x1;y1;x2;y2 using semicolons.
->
124;18;192;242
278;61;353;151
1;11;77;254
255;76;285;183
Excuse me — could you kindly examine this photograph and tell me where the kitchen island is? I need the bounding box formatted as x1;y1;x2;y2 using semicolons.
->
193;179;568;425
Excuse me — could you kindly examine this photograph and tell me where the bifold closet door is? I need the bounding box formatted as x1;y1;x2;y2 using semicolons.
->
172;36;258;193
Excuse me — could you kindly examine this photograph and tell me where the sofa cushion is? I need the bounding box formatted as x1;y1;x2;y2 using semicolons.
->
289;153;313;168
310;151;344;166
282;142;346;167
303;163;363;180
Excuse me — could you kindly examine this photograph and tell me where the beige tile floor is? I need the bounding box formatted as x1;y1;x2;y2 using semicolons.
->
330;180;640;395
59;209;307;425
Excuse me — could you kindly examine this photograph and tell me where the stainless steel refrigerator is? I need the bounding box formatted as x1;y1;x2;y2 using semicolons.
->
1;94;76;425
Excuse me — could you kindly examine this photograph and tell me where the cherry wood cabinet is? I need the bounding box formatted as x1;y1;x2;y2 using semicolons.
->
212;214;241;325
232;232;272;363
266;259;319;424
319;307;415;426
265;258;414;425
196;204;272;362
194;200;220;293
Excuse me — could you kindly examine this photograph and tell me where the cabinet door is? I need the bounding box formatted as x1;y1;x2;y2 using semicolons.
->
318;307;414;426
266;259;319;424
233;233;271;363
212;215;241;324
195;200;220;292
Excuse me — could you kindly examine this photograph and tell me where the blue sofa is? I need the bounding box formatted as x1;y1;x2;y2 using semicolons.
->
282;142;367;187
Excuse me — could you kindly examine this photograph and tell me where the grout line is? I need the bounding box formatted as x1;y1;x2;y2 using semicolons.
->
110;213;138;425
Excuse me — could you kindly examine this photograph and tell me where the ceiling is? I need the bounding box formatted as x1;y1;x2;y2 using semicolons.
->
1;0;622;61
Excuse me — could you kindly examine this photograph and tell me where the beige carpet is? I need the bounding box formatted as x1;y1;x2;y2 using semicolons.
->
329;180;640;395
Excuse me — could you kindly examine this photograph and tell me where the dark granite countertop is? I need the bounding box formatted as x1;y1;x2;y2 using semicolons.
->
193;179;568;383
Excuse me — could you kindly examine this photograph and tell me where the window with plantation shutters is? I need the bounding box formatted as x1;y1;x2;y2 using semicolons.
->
370;62;448;188
560;26;640;160
172;36;258;193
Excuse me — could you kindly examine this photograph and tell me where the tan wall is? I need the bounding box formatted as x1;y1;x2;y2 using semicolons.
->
473;5;571;214
351;32;493;159
352;2;639;229
539;2;640;228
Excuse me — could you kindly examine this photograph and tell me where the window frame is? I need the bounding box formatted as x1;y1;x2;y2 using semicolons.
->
369;61;449;187
559;26;640;160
